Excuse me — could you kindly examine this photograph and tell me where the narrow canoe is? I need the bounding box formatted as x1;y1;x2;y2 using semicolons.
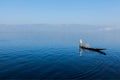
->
80;46;106;51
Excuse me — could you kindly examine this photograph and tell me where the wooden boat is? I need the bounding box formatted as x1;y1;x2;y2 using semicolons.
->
79;39;106;51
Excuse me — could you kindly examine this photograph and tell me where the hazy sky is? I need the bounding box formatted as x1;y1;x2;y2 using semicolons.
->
0;0;120;25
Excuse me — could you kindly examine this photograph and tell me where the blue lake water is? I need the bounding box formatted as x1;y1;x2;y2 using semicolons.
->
0;25;120;79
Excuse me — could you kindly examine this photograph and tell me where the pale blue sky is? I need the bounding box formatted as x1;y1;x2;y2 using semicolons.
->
0;0;120;25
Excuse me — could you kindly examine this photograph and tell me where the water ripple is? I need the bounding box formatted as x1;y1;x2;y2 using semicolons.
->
0;47;120;79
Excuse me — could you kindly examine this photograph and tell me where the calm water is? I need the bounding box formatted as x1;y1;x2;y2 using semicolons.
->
0;25;120;79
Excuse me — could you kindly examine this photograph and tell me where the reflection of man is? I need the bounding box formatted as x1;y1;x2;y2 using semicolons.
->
79;48;82;56
79;39;82;56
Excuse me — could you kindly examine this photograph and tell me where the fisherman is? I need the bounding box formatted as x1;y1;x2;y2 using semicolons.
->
79;39;82;47
80;39;89;48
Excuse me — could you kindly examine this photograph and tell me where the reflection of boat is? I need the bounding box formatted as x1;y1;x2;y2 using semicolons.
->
79;39;106;55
